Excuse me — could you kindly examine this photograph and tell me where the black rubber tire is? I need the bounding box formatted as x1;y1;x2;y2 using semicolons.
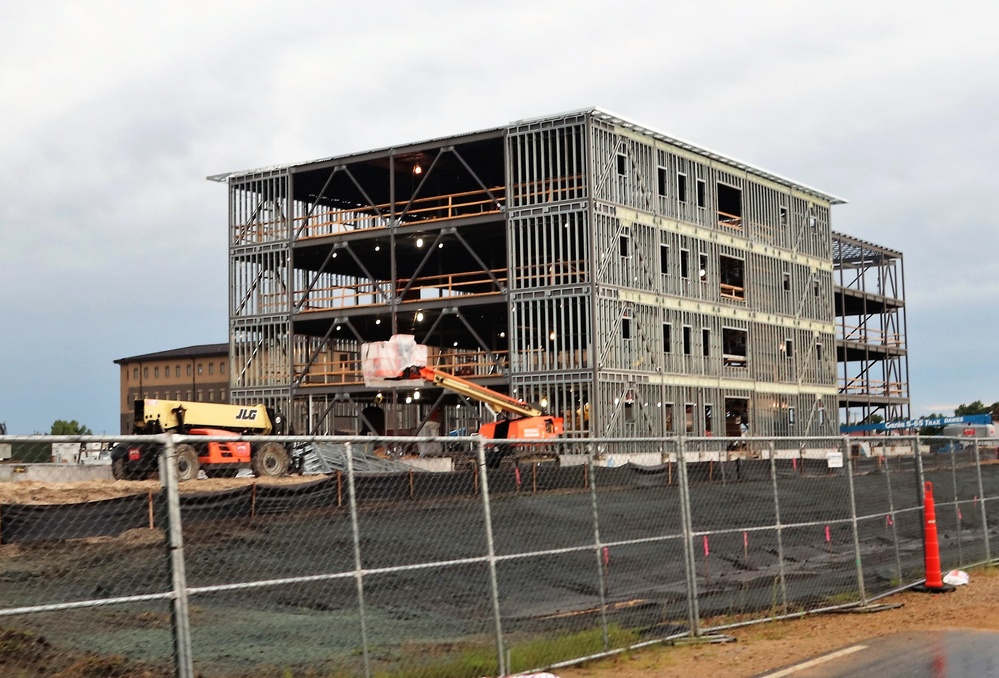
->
251;442;290;478
204;468;239;479
112;456;126;481
175;444;200;482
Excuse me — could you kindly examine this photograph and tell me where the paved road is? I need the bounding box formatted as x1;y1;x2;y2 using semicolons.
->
759;629;999;677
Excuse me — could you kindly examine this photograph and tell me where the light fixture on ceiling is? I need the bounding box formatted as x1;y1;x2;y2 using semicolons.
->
413;164;423;175
416;237;424;248
374;245;380;252
413;390;420;400
438;243;443;249
415;311;424;322
549;330;557;341
375;318;381;325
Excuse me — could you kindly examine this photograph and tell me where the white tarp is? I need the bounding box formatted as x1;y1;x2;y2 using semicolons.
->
361;334;428;387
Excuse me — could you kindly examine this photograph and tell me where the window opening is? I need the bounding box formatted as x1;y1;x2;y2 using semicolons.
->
663;323;673;353
704;404;713;434
683;326;692;355
660;244;669;274
696;179;706;208
816;341;823;361
719;255;745;300
702;328;711;357
723;327;748;367
619;234;630;257
622;317;632;340
657;167;668;196
724;397;749;437
782;271;791;292
617;153;627;176
680;249;690;278
717;183;743;228
698;253;708;282
677;174;688;202
784;338;794;357
685;403;695;433
664;403;675;432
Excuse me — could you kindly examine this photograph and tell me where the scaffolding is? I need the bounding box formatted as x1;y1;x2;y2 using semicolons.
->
833;232;910;426
213;108;903;441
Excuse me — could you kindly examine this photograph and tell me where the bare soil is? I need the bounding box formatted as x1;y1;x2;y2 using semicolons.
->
559;566;999;678
0;476;308;505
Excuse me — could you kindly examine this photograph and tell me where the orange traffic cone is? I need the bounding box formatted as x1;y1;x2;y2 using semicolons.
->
916;481;954;593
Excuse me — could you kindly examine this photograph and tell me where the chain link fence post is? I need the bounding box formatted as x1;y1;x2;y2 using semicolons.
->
675;435;700;636
883;438;904;586
973;437;992;563
843;437;868;606
767;439;789;614
586;439;610;651
344;441;372;678
160;433;194;678
476;438;506;677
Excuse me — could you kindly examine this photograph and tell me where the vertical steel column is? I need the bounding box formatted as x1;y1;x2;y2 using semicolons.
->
675;436;700;635
843;438;868;605
476;438;506;677
586;439;610;650
767;440;789;613
161;434;194;678
973;438;992;563
345;442;371;678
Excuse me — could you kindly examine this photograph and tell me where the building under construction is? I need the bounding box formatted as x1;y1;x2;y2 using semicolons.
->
210;108;908;440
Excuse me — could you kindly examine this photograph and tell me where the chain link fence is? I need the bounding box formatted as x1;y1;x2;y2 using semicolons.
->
0;432;997;676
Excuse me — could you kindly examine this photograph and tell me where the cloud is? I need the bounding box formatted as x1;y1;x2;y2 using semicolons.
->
2;0;998;433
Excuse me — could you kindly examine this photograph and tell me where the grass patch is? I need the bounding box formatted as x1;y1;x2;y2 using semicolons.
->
374;624;639;678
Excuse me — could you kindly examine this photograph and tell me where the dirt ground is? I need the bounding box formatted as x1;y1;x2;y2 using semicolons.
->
3;476;997;677
559;566;999;678
0;476;307;505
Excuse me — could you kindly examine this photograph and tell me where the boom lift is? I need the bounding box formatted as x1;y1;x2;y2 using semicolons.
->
111;399;293;481
396;365;564;461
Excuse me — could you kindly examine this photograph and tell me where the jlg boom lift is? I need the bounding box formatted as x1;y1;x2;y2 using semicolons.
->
395;366;564;457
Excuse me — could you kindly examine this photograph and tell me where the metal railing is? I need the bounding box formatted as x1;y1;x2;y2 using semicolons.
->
0;433;996;676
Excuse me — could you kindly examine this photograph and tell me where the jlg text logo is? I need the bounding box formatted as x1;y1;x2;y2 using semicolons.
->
236;408;258;421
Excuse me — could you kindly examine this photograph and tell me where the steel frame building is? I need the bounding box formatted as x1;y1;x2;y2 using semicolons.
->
210;108;906;439
833;233;909;426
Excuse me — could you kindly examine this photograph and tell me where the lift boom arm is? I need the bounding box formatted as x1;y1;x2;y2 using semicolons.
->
399;366;544;419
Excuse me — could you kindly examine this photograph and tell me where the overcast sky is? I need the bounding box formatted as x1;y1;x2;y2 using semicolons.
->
1;1;996;434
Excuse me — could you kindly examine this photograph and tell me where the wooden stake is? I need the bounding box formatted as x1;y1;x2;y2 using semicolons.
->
337;471;342;508
408;468;414;499
148;489;154;529
668;460;673;485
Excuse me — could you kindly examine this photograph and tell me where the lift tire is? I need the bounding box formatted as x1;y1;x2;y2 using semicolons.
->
175;444;200;482
112;457;126;481
252;443;290;478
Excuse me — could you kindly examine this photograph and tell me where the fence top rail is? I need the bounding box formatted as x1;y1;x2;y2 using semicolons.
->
0;433;935;446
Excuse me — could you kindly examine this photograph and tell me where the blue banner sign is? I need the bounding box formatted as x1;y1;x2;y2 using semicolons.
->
841;414;992;434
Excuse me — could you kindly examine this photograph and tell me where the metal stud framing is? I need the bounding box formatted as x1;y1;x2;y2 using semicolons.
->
219;109;903;440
